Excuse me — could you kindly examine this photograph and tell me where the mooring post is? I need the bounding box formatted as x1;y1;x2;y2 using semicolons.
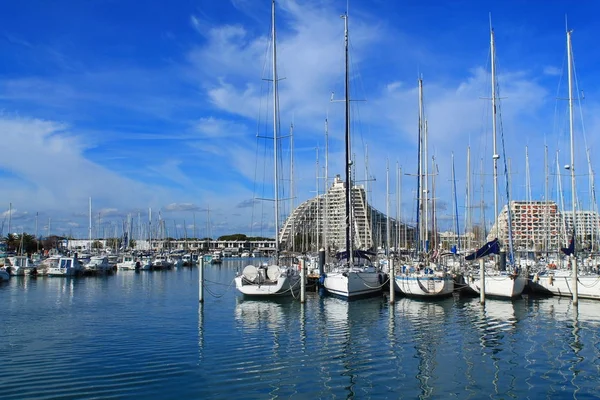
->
300;259;306;303
572;256;578;306
479;258;485;305
199;256;204;303
389;258;395;304
318;248;325;276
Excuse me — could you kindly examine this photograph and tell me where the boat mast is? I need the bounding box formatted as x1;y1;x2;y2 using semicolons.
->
148;207;152;252
452;153;459;252
342;12;353;264
323;116;329;256
424;118;429;251
8;202;11;238
490;19;500;243
396;162;400;251
386;160;390;255
416;78;423;254
567;28;578;304
271;0;281;261
89;197;92;252
315;147;320;252
466;146;471;250
544;145;549;255
525;146;532;249
35;212;39;253
290;122;295;253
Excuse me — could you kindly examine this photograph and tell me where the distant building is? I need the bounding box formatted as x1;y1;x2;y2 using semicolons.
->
65;238;277;254
278;175;414;252
487;201;600;251
562;210;600;240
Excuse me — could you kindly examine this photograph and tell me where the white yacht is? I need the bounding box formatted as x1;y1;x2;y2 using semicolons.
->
531;265;600;300
211;251;223;264
47;256;85;277
395;261;454;298
85;255;114;275
35;255;61;276
233;2;302;299
181;253;194;267
137;256;153;271
322;251;384;300
152;254;172;269
320;14;384;301
117;254;139;271
168;254;183;268
5;255;34;276
235;257;301;297
467;269;527;298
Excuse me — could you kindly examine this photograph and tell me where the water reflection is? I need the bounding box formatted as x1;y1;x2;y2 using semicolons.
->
532;298;587;399
316;296;386;399
456;299;525;399
234;298;288;331
394;298;450;399
198;302;204;365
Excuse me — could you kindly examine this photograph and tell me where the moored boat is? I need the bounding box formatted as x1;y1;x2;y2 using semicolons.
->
47;256;85;277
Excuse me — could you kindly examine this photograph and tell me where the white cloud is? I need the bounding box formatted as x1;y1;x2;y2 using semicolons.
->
543;65;562;76
164;203;202;212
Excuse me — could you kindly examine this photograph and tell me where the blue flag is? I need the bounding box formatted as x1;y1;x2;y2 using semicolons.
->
465;238;500;261
561;235;575;256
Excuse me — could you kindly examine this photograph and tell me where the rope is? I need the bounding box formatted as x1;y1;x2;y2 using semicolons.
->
577;276;600;288
355;271;389;289
202;277;236;298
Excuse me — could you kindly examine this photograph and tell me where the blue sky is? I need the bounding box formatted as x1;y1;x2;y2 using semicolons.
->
0;0;598;240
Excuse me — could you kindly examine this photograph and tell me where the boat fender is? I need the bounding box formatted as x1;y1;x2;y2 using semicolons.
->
378;273;384;284
319;273;326;285
549;275;554;285
533;273;539;283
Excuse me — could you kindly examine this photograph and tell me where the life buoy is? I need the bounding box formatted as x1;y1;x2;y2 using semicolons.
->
548;263;557;270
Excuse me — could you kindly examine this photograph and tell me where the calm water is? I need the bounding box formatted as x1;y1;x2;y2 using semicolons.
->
2;259;600;399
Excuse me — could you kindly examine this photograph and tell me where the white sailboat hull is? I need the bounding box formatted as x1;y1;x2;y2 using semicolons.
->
467;272;526;298
323;270;382;299
531;272;600;300
47;268;83;277
234;274;300;297
395;273;454;297
117;261;138;271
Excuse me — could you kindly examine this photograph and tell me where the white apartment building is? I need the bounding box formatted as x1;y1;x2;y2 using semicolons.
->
487;201;599;251
279;175;414;252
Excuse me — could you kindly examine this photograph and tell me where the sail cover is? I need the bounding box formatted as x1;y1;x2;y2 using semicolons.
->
561;235;575;256
465;238;500;261
336;249;376;261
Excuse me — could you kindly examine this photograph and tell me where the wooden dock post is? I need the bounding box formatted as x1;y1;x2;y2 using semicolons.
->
300;259;306;303
389;258;395;304
479;258;485;305
198;257;204;303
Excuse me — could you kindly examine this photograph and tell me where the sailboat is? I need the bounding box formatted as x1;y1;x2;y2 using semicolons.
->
234;0;300;298
321;12;384;300
465;21;526;299
530;28;600;301
394;78;454;298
